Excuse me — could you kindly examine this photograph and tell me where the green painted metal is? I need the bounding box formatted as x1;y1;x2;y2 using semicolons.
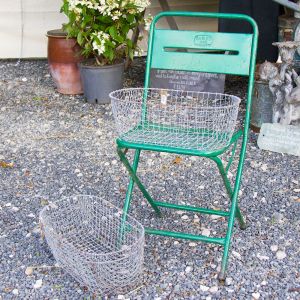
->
210;156;246;230
153;201;229;217
117;129;243;158
122;149;141;219
117;147;162;217
144;11;258;89
225;138;239;174
119;149;141;244
117;11;258;280
145;228;225;246
151;30;253;75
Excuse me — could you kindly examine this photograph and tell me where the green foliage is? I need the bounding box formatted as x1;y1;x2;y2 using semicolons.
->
61;0;151;66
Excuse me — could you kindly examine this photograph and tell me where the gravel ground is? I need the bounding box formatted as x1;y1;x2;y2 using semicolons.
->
0;59;299;300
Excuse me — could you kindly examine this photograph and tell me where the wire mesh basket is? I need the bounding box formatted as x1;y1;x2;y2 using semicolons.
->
39;195;144;295
110;88;241;152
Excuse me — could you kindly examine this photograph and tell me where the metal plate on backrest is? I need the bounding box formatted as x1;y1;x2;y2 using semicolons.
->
151;29;253;76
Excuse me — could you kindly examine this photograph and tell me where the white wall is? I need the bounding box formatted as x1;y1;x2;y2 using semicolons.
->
0;0;67;58
0;0;218;59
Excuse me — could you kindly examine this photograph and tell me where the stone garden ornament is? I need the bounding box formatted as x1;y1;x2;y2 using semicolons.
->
257;41;300;157
259;41;300;125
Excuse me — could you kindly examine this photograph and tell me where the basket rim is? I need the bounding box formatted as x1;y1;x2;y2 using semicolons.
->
109;87;241;109
39;194;145;259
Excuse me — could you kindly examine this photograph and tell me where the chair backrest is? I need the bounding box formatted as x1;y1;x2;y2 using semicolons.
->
150;30;252;76
145;12;258;89
143;12;258;147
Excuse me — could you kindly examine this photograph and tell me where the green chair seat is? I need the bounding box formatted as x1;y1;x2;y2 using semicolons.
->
117;128;242;157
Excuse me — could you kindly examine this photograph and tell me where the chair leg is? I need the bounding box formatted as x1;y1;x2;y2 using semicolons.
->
122;149;141;218
118;149;141;247
212;157;246;230
218;198;236;281
212;155;247;280
235;206;247;230
117;147;162;217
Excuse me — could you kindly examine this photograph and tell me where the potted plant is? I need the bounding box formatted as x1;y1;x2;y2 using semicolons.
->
47;29;84;95
61;0;151;104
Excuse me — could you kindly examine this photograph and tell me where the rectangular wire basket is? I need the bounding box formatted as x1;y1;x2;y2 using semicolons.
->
39;195;144;295
110;88;241;152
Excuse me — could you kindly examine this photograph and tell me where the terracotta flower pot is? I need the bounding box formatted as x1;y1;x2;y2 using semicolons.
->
47;29;84;95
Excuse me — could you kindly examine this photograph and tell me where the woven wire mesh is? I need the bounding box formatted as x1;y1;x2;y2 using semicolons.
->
110;88;241;152
39;195;144;295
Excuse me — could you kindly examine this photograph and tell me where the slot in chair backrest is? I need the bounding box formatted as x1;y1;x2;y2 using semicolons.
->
144;12;258;88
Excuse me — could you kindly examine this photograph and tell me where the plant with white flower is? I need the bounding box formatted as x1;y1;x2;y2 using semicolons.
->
61;0;151;65
144;14;153;31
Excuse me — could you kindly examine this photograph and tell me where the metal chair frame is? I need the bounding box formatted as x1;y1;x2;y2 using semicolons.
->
116;11;258;280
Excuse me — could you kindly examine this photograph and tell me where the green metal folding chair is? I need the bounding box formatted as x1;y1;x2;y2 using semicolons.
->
110;11;258;280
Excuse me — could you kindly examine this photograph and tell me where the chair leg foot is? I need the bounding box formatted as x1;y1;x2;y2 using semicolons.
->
156;211;163;218
236;206;247;230
239;221;247;230
218;270;226;282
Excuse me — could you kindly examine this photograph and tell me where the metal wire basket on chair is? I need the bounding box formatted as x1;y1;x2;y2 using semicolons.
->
40;195;144;295
110;88;241;152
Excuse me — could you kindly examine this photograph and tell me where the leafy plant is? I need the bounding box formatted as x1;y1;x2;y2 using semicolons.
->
61;0;151;66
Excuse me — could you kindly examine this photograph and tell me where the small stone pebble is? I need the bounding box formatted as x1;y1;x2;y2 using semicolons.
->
201;228;210;236
25;267;33;276
209;286;218;293
257;253;269;261
261;164;268;172
273;212;284;223
252;292;260;299
33;279;43;289
270;245;278;252
232;251;242;260
185;266;193;273
12;289;19;295
225;277;233;286
200;285;209;292
276;250;287;260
